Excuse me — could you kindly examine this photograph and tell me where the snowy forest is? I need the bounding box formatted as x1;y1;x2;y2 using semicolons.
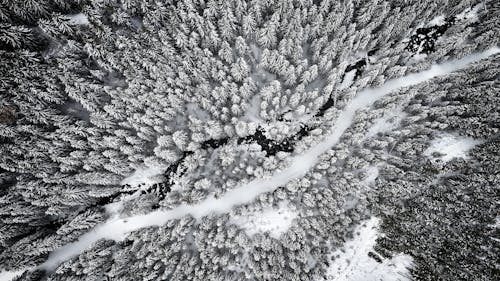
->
0;0;499;280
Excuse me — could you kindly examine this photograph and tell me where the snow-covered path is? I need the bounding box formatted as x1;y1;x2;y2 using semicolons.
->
36;47;499;272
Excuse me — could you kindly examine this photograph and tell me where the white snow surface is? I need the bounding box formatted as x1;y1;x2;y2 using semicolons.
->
339;70;356;90
37;47;500;271
362;166;380;186
323;217;413;281
243;95;263;122
67;13;90;25
456;4;483;22
492;217;500;229
121;166;164;186
0;269;27;281
186;103;211;120
425;5;481;28
424;133;482;162
428;15;445;26
230;204;297;239
366;107;406;139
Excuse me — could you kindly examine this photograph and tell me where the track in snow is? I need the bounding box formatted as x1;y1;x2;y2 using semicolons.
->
37;47;499;272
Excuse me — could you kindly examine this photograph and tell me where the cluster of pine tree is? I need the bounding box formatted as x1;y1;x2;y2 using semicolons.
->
0;0;498;280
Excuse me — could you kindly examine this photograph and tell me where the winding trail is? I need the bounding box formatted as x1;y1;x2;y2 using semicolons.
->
36;47;499;272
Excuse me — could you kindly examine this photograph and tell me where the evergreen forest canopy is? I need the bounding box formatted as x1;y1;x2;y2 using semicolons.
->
0;0;499;280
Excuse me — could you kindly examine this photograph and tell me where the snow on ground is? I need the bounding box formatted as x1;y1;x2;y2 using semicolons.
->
67;13;90;25
0;269;27;281
365;107;406;139
423;133;482;163
410;53;428;62
121;166;164;186
105;166;166;215
344;166;380;210
36;47;500;272
186;103;211;120
230;204;297;239
491;217;500;229
339;70;356;90
423;4;482;28
323;217;413;281
428;15;445;26
361;166;380;186
456;4;483;22
243;94;263;123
